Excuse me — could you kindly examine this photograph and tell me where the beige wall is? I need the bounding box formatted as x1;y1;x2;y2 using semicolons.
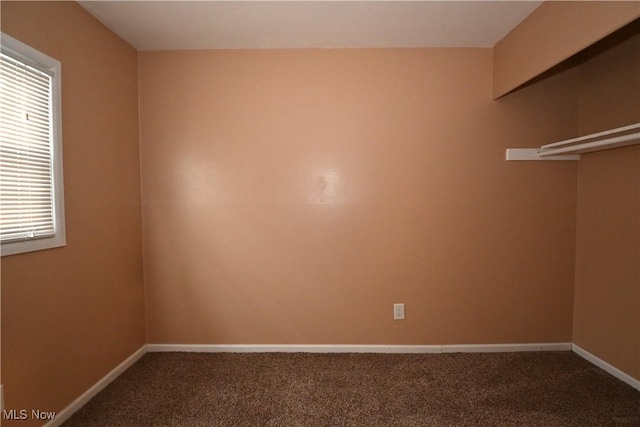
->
493;1;640;99
573;22;640;381
139;48;579;346
2;2;637;424
1;2;145;425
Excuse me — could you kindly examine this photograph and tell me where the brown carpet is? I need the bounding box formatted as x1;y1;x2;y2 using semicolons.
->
62;351;640;426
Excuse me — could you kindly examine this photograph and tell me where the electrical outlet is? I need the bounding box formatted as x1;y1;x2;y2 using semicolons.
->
394;303;405;320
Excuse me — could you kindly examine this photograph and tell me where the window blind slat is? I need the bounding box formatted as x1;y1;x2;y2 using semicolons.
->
0;83;50;107
1;156;52;169
1;153;52;165
1;167;52;177
0;63;50;83
0;70;49;89
0;85;50;106
0;49;55;243
0;106;49;124
1;137;52;154
1;161;52;173
0;57;50;78
0;104;51;125
0;74;50;92
0;79;50;100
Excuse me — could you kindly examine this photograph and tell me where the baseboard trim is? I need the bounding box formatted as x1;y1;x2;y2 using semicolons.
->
572;344;640;391
33;341;640;426
147;342;572;354
44;345;147;427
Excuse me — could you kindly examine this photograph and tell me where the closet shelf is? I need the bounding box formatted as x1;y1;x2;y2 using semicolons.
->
506;123;640;161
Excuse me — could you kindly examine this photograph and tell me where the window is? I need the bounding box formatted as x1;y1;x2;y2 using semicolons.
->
0;33;65;256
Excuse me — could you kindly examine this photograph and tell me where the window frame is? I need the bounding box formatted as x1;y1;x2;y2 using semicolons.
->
1;33;66;256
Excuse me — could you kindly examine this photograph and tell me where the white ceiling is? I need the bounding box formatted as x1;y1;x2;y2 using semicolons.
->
78;1;542;51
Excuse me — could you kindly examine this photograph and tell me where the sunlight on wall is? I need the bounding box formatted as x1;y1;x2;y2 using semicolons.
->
310;170;342;204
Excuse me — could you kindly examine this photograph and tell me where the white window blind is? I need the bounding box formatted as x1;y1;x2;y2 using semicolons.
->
0;33;65;256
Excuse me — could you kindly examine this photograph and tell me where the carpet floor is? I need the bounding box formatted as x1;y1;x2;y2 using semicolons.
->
62;351;640;426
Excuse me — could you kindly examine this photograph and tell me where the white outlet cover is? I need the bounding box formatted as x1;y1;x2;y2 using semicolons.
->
394;303;405;320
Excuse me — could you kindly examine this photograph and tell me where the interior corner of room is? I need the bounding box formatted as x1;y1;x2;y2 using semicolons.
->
0;1;639;426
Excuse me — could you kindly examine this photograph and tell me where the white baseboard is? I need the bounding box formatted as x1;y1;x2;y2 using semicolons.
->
43;345;147;427
147;342;572;354
572;344;640;391
28;341;638;427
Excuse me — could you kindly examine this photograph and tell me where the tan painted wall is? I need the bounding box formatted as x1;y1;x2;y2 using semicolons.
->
139;48;579;346
1;2;145;425
4;2;636;422
493;1;640;99
573;23;640;381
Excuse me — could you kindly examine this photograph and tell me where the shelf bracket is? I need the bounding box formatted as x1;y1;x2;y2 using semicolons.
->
506;149;579;161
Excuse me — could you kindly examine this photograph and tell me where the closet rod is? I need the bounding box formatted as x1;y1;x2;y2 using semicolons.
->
538;131;640;157
506;122;640;161
541;123;640;149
